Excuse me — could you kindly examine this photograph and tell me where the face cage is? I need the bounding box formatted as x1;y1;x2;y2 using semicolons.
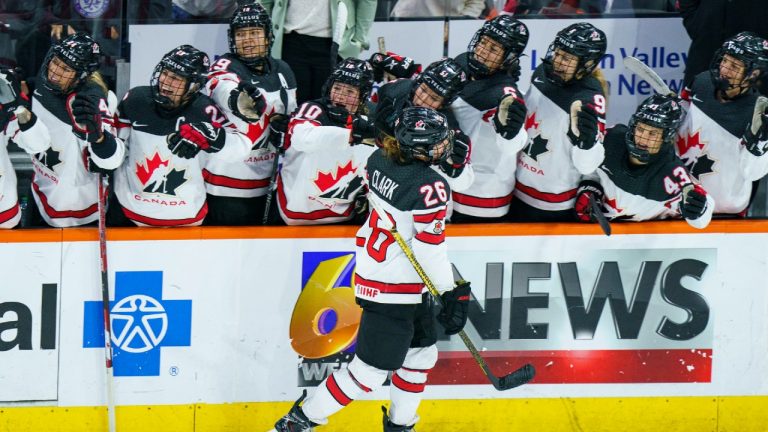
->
467;33;512;77
229;27;272;68
151;66;196;110
709;50;760;96
329;82;363;114
42;52;86;95
625;119;672;164
401;132;454;165
543;43;598;86
415;77;453;107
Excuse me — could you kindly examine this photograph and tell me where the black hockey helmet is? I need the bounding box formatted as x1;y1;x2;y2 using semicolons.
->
42;32;101;94
710;31;768;97
228;2;274;69
625;94;684;164
394;106;453;165
543;22;607;86
414;58;468;106
322;58;374;111
467;15;529;77
151;45;210;110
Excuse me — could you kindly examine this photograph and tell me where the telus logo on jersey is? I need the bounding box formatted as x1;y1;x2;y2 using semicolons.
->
134;152;189;205
83;271;192;376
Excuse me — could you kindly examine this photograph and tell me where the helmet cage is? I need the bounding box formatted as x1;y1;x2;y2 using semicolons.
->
467;16;529;77
543;23;606;86
228;3;274;69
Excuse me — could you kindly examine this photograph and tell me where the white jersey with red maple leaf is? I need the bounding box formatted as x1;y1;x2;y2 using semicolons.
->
0;118;42;228
277;101;375;225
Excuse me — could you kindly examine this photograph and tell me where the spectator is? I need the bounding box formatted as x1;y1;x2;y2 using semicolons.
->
390;0;486;18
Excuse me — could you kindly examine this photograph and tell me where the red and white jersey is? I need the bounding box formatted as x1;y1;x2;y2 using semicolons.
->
0;122;24;228
515;65;606;212
677;72;768;214
22;83;124;227
277;101;375;225
355;149;454;305
203;54;297;198
449;52;526;218
114;86;251;226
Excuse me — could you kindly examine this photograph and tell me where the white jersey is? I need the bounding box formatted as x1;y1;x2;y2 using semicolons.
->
203;54;297;198
21;83;124;227
114;87;250;226
277;101;375;225
515;66;606;212
677;72;768;215
355;149;454;305
0;119;26;228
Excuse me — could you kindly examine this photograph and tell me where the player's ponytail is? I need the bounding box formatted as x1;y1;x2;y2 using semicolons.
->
87;71;109;96
591;67;610;105
381;134;408;163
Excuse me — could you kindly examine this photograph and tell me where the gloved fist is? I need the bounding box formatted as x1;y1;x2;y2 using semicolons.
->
268;113;289;150
228;81;267;122
440;130;470;178
0;67;25;116
167;121;225;159
68;94;103;143
369;51;421;81
492;93;526;140
567;100;601;150
679;184;708;220
743;96;768;156
327;104;350;126
350;114;375;144
436;281;471;335
574;180;604;222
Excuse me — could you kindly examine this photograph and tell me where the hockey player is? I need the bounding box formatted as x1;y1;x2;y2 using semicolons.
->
449;15;530;222
273;106;471;432
275;58;376;225
14;33;124;227
512;22;608;222
203;3;297;225
111;45;251;227
677;32;768;216
575;94;714;229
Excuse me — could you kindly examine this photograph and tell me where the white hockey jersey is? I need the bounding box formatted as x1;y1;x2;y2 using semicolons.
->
203;54;297;198
277;101;375;225
0;119;27;228
114;87;251;226
355;149;454;305
677;72;768;215
515;65;606;212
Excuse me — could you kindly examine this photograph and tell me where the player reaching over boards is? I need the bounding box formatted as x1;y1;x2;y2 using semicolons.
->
272;107;472;432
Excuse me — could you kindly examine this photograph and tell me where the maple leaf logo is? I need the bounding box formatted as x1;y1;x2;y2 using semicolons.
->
482;109;496;123
314;161;357;193
525;112;540;131
677;130;705;156
36;147;63;171
605;197;624;214
136;152;169;186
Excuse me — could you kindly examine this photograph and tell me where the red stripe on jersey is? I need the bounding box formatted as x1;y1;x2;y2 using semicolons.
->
515;182;577;203
392;373;425;393
326;373;353;406
355;236;366;246
276;176;354;221
401;366;433;373
414;230;444;245
452;191;514;209
32;181;98;219
680;87;691;102
347;369;372;393
122;203;208;227
115;119;131;129
0;203;20;224
202;169;270;190
354;274;423;294
413;209;446;224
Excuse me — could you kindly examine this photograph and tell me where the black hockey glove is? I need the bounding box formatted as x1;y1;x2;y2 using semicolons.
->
68;94;104;143
506;59;522;84
436;281;471;335
369;52;420;81
327;104;351;127
350;114;375;144
228;81;267;122
742;96;768;156
268;113;289;151
440;130;470;178
574;179;604;222
679;184;708;220
567;100;600;150
492;94;526;140
167;121;225;159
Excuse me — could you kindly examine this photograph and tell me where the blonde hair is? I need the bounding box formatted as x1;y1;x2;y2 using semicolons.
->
87;71;109;96
591;67;610;104
380;134;409;164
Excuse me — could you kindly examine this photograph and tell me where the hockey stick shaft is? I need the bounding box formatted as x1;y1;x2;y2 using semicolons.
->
623;56;674;96
589;194;611;236
261;149;281;225
330;1;348;68
442;16;450;58
98;174;117;432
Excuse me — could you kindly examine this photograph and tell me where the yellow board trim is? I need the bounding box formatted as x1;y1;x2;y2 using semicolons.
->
1;396;767;432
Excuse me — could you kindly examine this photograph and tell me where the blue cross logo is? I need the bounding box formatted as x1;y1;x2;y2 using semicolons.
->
83;271;192;377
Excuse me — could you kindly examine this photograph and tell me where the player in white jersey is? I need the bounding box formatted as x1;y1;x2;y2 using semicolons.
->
273;107;472;432
110;45;250;227
203;3;297;225
512;22;608;222
575;94;714;229
449;15;530;222
677;32;768;216
15;33;124;227
275;58;376;225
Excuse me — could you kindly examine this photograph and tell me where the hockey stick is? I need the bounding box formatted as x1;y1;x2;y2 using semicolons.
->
261;145;281;225
98;174;117;432
442;16;450;58
589;193;611;236
368;197;535;391
622;56;675;96
330;1;348;68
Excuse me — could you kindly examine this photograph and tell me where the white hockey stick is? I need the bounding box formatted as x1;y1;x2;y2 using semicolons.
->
623;56;675;96
330;1;348;68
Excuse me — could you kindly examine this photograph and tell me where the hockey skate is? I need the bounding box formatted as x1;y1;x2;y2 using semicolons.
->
273;390;318;432
382;406;415;432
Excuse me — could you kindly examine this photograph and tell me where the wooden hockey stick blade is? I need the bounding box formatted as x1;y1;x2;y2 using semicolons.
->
377;36;386;54
623;56;674;96
589;193;611;236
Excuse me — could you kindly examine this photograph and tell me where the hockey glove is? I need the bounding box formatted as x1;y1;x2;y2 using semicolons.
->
440;130;470;178
574;179;604;222
350;114;376;144
327;104;351;127
369;52;421;81
492;93;526;140
567;100;600;150
679;184;708;220
507;59;522;84
268;113;289;151
228;81;268;122
167;121;225;159
67;93;104;143
437;281;471;335
742;96;768;156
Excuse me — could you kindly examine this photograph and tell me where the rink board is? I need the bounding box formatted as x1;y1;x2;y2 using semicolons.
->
1;222;767;431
